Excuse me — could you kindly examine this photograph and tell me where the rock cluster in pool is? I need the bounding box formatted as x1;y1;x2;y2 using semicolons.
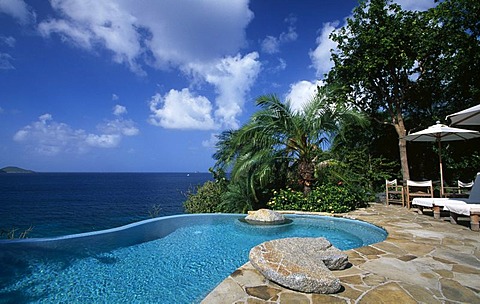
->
244;209;288;225
249;237;349;294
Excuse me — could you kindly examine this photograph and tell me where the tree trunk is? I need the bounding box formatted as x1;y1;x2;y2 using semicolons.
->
394;118;410;184
298;160;314;195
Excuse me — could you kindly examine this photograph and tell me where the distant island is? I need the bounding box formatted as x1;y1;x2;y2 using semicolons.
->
0;166;35;174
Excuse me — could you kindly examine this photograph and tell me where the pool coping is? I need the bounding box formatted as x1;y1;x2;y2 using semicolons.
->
202;203;480;303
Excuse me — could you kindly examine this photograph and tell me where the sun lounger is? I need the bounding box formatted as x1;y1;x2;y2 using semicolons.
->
411;197;459;219
413;173;480;231
443;201;480;231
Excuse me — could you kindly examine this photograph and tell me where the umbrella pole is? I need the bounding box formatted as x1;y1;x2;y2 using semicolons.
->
438;140;444;197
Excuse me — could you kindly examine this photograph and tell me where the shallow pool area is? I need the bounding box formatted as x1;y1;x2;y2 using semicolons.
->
0;214;386;303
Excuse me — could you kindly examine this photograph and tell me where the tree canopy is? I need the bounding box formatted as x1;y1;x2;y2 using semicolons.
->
213;87;366;210
327;0;480;183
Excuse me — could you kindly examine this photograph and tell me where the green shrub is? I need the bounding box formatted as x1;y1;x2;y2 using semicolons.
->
183;180;227;213
219;181;255;213
267;183;367;213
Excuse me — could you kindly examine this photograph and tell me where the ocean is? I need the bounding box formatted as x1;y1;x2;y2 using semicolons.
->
0;172;212;238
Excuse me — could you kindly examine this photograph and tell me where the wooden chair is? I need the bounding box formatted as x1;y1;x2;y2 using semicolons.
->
385;179;404;207
443;180;474;198
406;180;433;209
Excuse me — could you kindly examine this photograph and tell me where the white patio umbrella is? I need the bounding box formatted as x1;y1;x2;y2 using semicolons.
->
404;122;480;196
446;104;480;126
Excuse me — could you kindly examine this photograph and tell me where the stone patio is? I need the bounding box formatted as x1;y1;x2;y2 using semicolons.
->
202;203;480;303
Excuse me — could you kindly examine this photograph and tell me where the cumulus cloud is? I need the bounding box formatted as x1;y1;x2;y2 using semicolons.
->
37;0;259;129
98;117;139;136
0;0;35;24
149;52;261;130
113;104;127;116
285;80;323;113
85;134;121;148
186;52;261;129
13;110;139;155
202;133;219;148
148;89;216;130
309;21;339;78
38;0;145;74
261;36;280;54
280;15;298;42
38;0;253;74
260;14;297;54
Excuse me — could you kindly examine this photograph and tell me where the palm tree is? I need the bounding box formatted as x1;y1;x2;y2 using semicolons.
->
214;87;366;202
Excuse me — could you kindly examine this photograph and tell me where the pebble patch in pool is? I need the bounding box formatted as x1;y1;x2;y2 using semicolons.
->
0;214;386;303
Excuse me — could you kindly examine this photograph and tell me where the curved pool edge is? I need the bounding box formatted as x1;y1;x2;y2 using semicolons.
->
0;212;387;246
202;209;391;303
203;204;480;303
276;209;388;239
0;210;389;303
0;213;236;244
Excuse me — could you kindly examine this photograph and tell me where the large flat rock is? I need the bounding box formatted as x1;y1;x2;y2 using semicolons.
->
249;237;348;294
244;209;287;224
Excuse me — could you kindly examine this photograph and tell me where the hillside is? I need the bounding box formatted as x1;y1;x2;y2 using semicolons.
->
0;166;35;174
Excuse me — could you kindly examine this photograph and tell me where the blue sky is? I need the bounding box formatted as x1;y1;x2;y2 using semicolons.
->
0;0;436;172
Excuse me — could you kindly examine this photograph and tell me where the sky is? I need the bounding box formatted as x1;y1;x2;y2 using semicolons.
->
0;0;436;172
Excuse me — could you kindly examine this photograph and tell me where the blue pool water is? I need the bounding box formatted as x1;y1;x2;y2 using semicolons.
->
0;214;387;303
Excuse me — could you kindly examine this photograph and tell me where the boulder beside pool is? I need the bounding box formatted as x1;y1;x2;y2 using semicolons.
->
244;209;287;224
249;237;348;294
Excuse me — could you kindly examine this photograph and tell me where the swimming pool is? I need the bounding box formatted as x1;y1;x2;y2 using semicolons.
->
0;214;387;303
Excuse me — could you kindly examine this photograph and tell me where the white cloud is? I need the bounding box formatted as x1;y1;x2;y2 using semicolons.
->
148;89;216;130
141;0;253;68
98;117;139;136
0;35;16;47
113;104;127;116
0;0;35;24
186;52;261;129
309;21;339;78
37;0;259;129
13;111;139;155
0;53;15;70
39;113;52;122
202;133;219;148
149;52;261;131
261;36;279;54
38;0;144;74
261;14;297;55
38;0;253;74
85;134;121;148
112;93;119;101
13;113;88;155
285;80;323;113
280;15;298;42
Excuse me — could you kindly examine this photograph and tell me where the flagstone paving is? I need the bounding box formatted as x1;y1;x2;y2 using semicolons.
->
202;203;480;303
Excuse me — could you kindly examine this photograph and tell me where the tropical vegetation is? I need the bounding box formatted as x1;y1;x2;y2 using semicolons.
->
184;0;480;214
